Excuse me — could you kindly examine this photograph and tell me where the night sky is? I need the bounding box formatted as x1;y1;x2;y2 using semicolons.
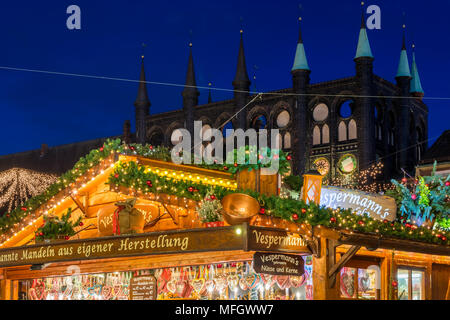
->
0;0;448;155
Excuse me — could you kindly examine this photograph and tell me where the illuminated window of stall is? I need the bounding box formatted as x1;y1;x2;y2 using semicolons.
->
339;258;380;300
397;267;425;300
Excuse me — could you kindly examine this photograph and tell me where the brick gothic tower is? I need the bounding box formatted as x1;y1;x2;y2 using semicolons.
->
291;18;310;175
134;56;151;145
354;12;375;170
232;30;251;130
182;43;199;143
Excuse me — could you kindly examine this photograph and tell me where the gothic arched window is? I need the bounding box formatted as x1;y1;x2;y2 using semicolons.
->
348;119;357;140
338;121;347;142
284;132;291;149
313;126;321;145
322;124;330;144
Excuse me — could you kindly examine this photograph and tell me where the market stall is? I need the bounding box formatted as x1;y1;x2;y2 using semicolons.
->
0;139;449;300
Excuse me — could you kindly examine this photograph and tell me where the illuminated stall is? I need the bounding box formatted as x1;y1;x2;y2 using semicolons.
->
0;141;449;300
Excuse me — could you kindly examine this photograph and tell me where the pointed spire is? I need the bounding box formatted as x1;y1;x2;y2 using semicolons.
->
292;17;310;71
410;44;424;96
396;24;411;78
232;29;251;88
355;2;374;59
208;82;212;103
183;43;199;98
134;55;151;108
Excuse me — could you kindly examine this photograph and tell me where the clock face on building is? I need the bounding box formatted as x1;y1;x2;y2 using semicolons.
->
313;158;330;176
337;154;357;174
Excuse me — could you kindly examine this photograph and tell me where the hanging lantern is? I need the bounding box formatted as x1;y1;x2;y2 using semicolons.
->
301;170;324;204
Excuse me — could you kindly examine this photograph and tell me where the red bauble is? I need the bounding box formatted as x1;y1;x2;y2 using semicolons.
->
65;236;70;240
99;147;104;152
442;236;447;241
149;145;153;150
146;180;152;187
259;208;266;214
301;208;307;214
231;262;237;267
287;155;292;161
210;195;216;200
234;163;238;167
223;166;228;171
392;281;398;287
405;223;411;228
401;178;407;183
217;264;222;268
411;194;417;200
21;207;27;211
79;222;84;227
188;187;194;192
330;217;336;223
383;219;388;224
130;146;135;151
446;181;450;187
358;220;364;225
292;214;299;220
114;173;119;178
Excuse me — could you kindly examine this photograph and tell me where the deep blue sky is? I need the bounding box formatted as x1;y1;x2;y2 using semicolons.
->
0;0;448;155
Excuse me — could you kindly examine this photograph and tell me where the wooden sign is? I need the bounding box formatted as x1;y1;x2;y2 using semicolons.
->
253;252;304;276
320;186;397;221
247;226;310;254
0;226;244;268
129;275;157;300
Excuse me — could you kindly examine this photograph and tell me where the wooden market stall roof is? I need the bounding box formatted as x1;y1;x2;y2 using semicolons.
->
0;153;237;249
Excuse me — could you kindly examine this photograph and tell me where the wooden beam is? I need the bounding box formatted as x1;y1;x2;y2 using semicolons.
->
338;231;450;257
70;195;86;215
328;244;361;289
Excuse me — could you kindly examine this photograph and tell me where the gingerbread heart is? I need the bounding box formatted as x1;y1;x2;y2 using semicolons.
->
276;276;290;289
214;275;228;293
34;282;46;300
88;285;103;298
102;285;113;300
112;285;122;299
245;274;259;290
62;286;73;300
227;275;239;290
166;279;177;294
191;279;205;294
289;275;306;288
239;277;248;291
176;280;187;297
205;279;215;293
260;274;273;287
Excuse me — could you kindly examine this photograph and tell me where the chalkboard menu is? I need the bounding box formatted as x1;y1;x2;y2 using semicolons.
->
129;275;157;300
253;252;305;276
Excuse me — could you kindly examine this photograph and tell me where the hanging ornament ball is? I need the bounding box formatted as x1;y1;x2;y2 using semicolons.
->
79;222;84;227
301;208;307;214
442;236;447;241
65;236;70;240
223;166;228;171
292;213;299;220
188;187;194;192
210;195;216;200
146;180;152;187
287;155;292;161
99;147;104;152
259;208;266;214
217;264;222;268
392;280;398;287
401;178;407;183
149;145;153;150
114;173;119;178
234;163;238;167
411;194;417;200
445;181;450;187
358;220;364;225
383;219;388;224
330;217;336;223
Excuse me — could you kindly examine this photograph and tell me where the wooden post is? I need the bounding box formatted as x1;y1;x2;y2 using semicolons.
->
0;279;11;300
312;238;338;300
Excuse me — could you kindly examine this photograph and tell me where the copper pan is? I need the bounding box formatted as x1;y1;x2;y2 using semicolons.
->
221;193;260;225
